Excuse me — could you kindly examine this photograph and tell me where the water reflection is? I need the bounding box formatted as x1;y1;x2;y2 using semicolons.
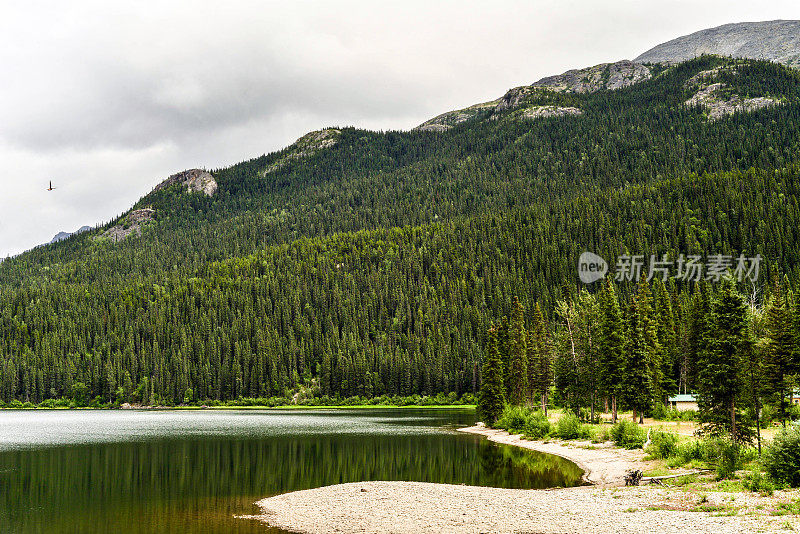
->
0;410;582;533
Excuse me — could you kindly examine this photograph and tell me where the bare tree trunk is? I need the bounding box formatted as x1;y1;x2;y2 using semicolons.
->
612;395;617;424
755;396;762;455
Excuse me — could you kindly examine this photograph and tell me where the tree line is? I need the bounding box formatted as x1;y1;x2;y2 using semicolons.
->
479;276;800;449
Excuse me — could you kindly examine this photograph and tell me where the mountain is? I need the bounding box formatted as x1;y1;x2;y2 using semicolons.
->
48;225;92;244
635;20;800;66
1;25;800;405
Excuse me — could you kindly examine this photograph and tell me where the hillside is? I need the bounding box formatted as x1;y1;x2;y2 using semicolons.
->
1;51;800;405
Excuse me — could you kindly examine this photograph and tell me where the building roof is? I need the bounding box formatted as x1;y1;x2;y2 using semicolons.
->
668;394;697;402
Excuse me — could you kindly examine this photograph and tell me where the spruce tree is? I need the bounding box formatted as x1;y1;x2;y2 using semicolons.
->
506;297;528;405
652;278;677;406
597;280;625;423
478;326;505;425
623;276;658;424
763;283;797;427
528;302;552;414
697;276;751;442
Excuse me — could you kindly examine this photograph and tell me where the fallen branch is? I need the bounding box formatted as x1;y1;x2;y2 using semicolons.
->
641;469;711;484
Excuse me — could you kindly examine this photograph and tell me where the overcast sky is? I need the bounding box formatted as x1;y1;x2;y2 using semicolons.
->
2;1;799;257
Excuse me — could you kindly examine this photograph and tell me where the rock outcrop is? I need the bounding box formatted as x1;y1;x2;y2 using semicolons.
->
101;208;155;243
528;60;653;95
684;66;781;120
635;20;800;67
414;61;647;131
154;169;217;197
263;129;341;174
415;101;500;132
520;106;583;119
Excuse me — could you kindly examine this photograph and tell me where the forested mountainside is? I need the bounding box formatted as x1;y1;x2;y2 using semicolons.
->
1;55;800;404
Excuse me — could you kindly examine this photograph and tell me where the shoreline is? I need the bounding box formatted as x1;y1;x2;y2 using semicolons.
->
457;424;651;486
246;425;800;533
0;404;476;411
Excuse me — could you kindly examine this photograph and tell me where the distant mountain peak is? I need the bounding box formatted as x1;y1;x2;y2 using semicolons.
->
635;20;800;67
49;225;92;245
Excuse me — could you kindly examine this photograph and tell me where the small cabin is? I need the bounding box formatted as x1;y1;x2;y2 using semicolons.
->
668;393;698;412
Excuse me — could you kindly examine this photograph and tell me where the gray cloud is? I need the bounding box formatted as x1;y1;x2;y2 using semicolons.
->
2;0;799;256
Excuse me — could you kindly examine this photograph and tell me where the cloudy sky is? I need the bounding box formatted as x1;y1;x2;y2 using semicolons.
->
2;0;799;257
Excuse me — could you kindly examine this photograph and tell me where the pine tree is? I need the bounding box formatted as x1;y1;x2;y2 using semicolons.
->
527;303;552;414
506;297;528;405
697;276;751;442
687;281;713;393
597;280;626;423
763;283;797;427
652;278;677;405
623;277;658;424
478;326;505;425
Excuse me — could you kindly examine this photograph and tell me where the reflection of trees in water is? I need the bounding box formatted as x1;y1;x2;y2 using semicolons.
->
0;434;581;533
478;441;584;489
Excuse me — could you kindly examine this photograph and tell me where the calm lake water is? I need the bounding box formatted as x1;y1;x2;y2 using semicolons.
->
0;409;583;533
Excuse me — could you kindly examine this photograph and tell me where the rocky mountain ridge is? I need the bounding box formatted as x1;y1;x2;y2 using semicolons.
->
635;20;800;67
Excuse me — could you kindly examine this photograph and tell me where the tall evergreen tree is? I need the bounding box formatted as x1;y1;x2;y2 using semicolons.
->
527;303;552;414
597;280;626;423
506;297;528;405
763;283;798;427
478;326;505;425
623;276;659;423
697;276;751;442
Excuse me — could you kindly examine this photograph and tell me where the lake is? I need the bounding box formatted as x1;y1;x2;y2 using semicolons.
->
0;409;583;533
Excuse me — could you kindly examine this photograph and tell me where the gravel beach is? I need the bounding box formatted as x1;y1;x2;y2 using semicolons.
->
458;425;652;486
248;481;799;533
246;426;800;533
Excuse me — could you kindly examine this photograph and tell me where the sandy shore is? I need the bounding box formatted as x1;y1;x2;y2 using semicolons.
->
245;426;800;533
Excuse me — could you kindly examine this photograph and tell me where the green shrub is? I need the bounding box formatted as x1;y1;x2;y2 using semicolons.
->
592;426;611;443
495;405;551;439
611;420;646;449
764;426;800;487
743;468;775;495
646;431;679;459
652;406;698;421
703;437;744;480
554;412;590;440
524;412;552;440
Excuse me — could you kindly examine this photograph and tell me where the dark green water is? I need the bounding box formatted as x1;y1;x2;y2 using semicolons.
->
0;409;583;533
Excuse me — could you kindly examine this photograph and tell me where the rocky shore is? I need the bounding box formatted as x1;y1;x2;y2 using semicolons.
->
245;426;800;533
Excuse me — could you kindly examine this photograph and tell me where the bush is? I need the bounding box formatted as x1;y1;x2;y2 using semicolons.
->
743;468;775;495
703;437;744;480
611;420;646;449
524;412;552;440
592;426;611;443
652;405;698;422
646;431;679;459
554;412;591;440
763;426;800;487
495;405;551;439
496;405;531;434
